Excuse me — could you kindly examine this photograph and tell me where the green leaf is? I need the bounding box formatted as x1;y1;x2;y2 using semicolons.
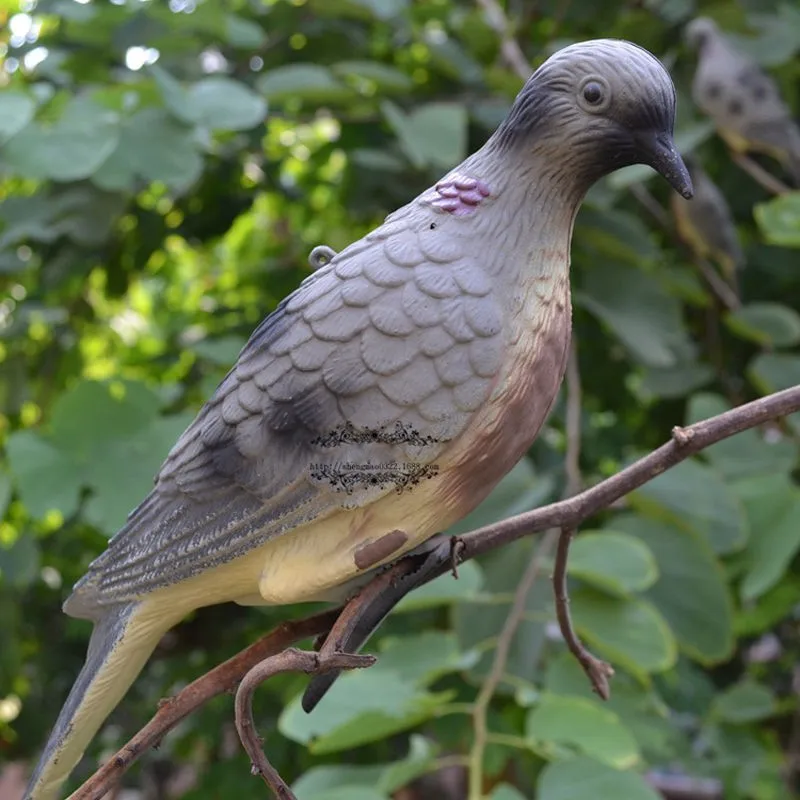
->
754;191;800;247
185;77;267;131
725;302;800;347
371;632;465;686
490;785;528;800
572;589;676;677
279;668;449;754
538;757;661;800
637;362;714;400
0;534;40;588
544;653;677;761
735;475;800;600
92;108;202;192
0;473;12;519
381;101;467;170
577;262;689;368
6;431;81;520
332;61;413;92
630;459;748;554
0;91;36;144
395;559;483;611
224;14;267;48
257;64;353;104
292;736;435;799
3;96;119;181
749;352;800;392
712;680;776;724
612;514;734;664
526;694;640;768
687;393;797;480
568;531;658;596
7;381;194;534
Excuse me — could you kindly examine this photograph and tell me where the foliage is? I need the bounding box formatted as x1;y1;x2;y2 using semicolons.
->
1;0;799;798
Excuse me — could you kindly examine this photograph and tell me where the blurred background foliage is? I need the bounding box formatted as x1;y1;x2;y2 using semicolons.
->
1;0;800;798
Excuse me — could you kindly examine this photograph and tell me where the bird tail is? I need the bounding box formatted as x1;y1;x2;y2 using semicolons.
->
24;602;172;800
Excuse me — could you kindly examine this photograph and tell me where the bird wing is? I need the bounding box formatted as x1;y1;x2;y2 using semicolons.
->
67;211;506;614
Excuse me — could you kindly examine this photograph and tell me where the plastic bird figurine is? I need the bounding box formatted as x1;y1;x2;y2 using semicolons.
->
26;39;692;800
686;17;800;183
671;156;744;297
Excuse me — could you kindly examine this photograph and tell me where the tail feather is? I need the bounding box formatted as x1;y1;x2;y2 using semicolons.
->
24;602;171;800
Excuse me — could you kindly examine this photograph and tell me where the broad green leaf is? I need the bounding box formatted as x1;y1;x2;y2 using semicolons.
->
258;64;353;104
3;96;119;181
577;262;689;368
0;473;11;519
490;786;527;800
576;208;660;264
395;559;483;611
754;191;800;247
0;534;40;588
630;459;747;554
381;101;467;169
224;14;267;48
538;757;661;800
687;393;797;480
612;514;734;663
526;694;640;768
371;632;465;686
572;589;676;676
332;61;413;92
92;108;202;192
637;362;714;400
292;736;435;799
725;302;800;347
185;77;267;131
712;681;776;724
279;668;449;753
6;431;80;520
747;353;800;433
7;381;194;533
544;653;676;761
735;475;800;600
568;531;658;596
0;91;36;144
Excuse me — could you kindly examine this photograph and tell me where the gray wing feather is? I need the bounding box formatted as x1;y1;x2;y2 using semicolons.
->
66;214;505;615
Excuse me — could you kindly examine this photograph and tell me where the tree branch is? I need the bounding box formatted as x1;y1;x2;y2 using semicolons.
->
70;383;800;800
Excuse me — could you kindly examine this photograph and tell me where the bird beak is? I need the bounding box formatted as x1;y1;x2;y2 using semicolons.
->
636;131;694;199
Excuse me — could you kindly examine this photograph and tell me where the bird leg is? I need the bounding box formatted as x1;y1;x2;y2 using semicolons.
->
731;151;792;196
552;526;614;700
307;244;338;270
301;534;453;712
235;647;376;800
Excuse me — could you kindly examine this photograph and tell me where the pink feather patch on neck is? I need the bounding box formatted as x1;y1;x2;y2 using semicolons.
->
429;173;491;216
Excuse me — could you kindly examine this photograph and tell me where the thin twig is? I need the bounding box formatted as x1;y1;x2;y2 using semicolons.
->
468;341;583;800
731;151;791;196
553;526;614;698
70;610;340;800
235;648;375;799
475;0;532;81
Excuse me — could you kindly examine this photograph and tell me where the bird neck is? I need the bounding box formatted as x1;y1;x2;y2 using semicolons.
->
458;138;586;285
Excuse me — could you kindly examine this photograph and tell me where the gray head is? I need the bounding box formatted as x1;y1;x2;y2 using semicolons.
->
494;39;693;198
685;17;721;52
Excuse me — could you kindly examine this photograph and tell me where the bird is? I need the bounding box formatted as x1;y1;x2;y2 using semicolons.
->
25;38;692;800
671;155;744;299
686;17;800;184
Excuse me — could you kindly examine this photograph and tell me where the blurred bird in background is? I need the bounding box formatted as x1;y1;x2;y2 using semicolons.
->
671;155;744;304
686;17;800;188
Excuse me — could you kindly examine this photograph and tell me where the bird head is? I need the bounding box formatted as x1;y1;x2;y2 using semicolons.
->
495;39;694;199
684;17;720;53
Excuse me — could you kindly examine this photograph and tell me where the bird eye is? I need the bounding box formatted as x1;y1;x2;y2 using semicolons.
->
583;82;603;104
